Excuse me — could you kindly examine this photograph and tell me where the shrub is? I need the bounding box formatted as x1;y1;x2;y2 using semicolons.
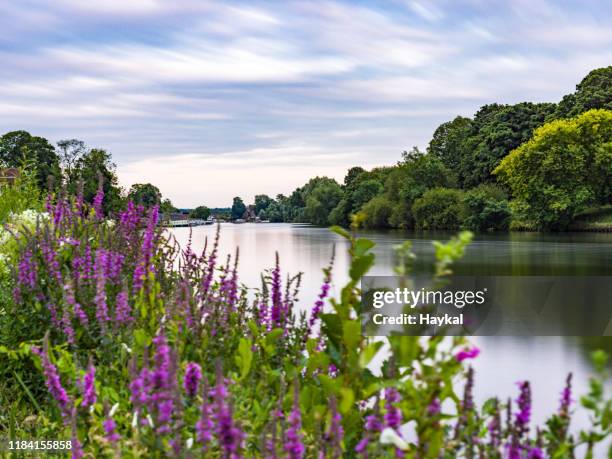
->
462;184;511;231
359;195;394;229
412;188;465;230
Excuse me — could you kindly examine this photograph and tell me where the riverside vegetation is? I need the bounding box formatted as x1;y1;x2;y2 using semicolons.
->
0;166;611;458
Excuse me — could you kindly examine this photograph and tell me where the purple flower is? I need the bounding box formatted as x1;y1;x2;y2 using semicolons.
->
356;414;382;456
81;364;96;408
103;417;120;443
324;397;343;456
183;362;202;398
114;290;132;325
94;249;110;328
515;381;531;433
213;365;244;457
17;248;37;290
32;342;72;421
528;447;544;459
269;254;283;328
384;387;402;429
427;398;441;416
284;384;305;459
308;252;334;334
456;346;480;362
196;385;214;446
133;206;158;292
559;373;573;417
93;183;104;219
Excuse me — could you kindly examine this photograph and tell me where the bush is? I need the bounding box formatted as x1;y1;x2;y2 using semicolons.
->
462;184;511;231
359;195;394;229
412;188;465;230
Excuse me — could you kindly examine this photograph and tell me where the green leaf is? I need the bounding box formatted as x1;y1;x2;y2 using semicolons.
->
354;238;375;257
349;253;375;281
339;387;354;414
235;338;253;380
342;319;362;350
330;225;351;239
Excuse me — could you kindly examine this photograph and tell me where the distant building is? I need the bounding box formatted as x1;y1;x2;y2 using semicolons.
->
243;205;257;221
0;168;19;185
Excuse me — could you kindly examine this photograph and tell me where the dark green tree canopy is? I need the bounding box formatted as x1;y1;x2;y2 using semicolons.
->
555;66;612;118
254;194;273;215
231;197;247;220
0;130;61;189
189;205;211;220
128;183;162;208
69;148;123;215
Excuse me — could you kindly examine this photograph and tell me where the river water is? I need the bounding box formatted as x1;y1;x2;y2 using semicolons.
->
169;223;612;442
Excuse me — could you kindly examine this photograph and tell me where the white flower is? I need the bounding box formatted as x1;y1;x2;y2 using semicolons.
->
380;427;409;450
186;438;194;449
131;412;138;428
109;403;119;417
121;343;132;354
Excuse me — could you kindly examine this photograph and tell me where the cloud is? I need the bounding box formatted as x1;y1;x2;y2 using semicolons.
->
1;0;611;206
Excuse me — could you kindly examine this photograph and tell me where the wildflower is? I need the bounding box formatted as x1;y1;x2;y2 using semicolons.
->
456;346;480;362
559;373;572;417
183;362;202;398
133;206;159;292
270;254;283;328
93;182;104;219
284;382;305;459
94;249;110;328
103;417;120;442
114;290;132;325
355;414;382;456
427;398;441;416
32;341;72;421
308;251;334;334
17;248;37;290
195;383;213;445
384;387;402;429
213;366;244;457
81;364;96;408
324;397;343;457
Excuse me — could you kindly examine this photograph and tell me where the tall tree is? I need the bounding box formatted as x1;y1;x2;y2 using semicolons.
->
69;148;123;215
56;139;86;178
231;197;246;220
0;130;60;189
554;66;612;118
128;183;162;208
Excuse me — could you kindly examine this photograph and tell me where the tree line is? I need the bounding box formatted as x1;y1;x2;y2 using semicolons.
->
233;66;612;231
0;133;176;215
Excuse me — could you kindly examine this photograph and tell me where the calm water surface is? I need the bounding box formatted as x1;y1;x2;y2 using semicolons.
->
170;223;612;438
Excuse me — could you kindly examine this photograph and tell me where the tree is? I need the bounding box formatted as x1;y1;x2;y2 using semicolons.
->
412;188;465;230
254;194;273;215
358;195;394;229
462;102;556;187
494;109;612;230
231;197;246;220
554;66;612;118
428;116;472;183
190;206;210;220
462;184;511;231
301;177;343;226
128;183;162;208
56;139;86;177
0;131;61;190
69;148;123;215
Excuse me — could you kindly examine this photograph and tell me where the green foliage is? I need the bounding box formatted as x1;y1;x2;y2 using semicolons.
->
555;66;612;118
231;196;246;220
357;195;394;229
189;205;211;220
495;109;612;230
254;194;273;216
67;148;123;215
302;177;343;226
412;188;465;230
127;183;162;208
0;166;42;225
0;131;61;190
462;184;511;231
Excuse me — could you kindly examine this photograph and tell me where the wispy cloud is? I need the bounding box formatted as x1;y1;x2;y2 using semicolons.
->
0;0;611;206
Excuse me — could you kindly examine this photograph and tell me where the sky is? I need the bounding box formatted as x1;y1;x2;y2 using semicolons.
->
1;1;611;207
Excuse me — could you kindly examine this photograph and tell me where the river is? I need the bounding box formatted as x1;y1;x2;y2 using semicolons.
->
169;223;612;442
